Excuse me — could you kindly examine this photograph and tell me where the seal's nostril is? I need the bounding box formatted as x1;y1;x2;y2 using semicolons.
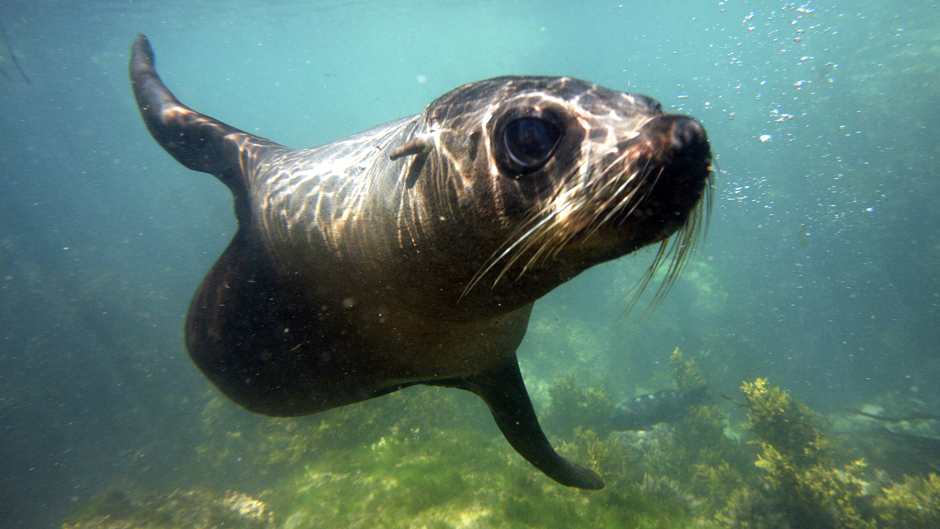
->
638;114;708;158
670;117;707;152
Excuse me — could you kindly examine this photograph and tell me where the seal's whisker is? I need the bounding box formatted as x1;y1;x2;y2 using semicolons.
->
461;208;563;298
585;170;642;238
506;196;579;281
586;152;658;236
508;234;554;282
505;157;590;273
540;158;645;264
465;205;556;281
644;184;711;314
698;172;714;237
615;163;711;318
498;224;549;281
618;239;671;318
476;154;590;291
529;163;595;264
586;163;656;239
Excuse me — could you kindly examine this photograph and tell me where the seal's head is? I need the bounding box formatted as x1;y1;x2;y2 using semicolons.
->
400;77;712;309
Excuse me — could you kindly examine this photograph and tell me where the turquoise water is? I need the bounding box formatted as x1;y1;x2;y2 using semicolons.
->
1;1;938;527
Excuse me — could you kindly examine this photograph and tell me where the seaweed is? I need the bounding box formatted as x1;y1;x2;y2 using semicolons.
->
60;365;940;528
670;347;708;391
715;379;940;528
726;379;877;528
558;426;640;489
656;350;751;513
873;473;940;528
740;378;832;468
542;374;613;438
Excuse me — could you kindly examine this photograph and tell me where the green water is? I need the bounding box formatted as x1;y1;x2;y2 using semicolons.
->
1;1;938;527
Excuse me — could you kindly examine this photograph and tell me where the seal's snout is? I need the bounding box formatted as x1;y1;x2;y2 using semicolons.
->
645;114;710;165
636;114;712;202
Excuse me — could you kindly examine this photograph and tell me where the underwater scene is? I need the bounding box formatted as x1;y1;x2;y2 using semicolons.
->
1;0;938;527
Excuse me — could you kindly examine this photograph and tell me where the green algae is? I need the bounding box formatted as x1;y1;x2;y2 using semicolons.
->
276;420;700;529
71;356;940;529
193;384;495;486
247;378;708;529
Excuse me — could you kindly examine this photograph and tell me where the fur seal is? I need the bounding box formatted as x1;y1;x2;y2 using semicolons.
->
129;34;711;490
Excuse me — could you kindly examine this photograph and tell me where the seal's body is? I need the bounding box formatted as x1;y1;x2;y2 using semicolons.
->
129;34;712;490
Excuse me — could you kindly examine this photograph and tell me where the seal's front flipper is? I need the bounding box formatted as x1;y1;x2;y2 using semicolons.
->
460;361;605;490
129;34;283;214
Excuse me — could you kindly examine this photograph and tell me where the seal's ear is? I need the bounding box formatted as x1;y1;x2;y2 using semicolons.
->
390;134;435;188
389;134;434;160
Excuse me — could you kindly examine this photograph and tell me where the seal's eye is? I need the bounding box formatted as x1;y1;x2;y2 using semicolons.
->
502;117;562;172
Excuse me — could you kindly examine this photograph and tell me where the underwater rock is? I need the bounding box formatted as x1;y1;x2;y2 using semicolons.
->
62;489;274;529
609;386;712;431
832;402;940;479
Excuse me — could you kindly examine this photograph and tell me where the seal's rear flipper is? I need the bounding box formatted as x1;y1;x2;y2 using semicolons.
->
129;34;284;220
458;361;605;490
